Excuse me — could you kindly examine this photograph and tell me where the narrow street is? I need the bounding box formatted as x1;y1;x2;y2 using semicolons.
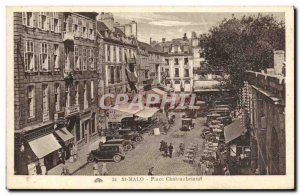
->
74;112;206;175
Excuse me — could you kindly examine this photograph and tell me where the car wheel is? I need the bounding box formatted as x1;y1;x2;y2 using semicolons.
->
113;155;122;163
126;144;133;151
87;154;95;163
135;136;142;142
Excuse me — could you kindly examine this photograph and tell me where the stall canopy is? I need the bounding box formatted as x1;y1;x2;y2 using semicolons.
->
152;88;167;96
112;102;144;114
55;127;74;145
28;134;61;159
224;119;245;144
135;107;159;119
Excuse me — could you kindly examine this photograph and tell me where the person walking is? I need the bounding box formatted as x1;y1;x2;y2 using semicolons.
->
61;161;69;175
168;143;174;158
73;144;78;162
93;161;99;176
164;142;168;157
35;162;42;175
101;162;108;176
148;167;154;175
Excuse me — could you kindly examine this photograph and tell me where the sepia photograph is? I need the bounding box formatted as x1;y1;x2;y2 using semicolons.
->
6;6;295;190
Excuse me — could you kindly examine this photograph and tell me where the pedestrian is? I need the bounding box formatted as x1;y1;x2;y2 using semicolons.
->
148;167;154;175
41;163;47;175
164;142;168;157
93;160;99;176
61;161;69;175
35;162;42;175
101;162;108;176
73;144;78;162
179;143;185;156
168;143;174;158
159;140;165;152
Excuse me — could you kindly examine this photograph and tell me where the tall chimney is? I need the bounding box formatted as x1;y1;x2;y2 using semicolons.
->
273;50;285;75
150;37;152;44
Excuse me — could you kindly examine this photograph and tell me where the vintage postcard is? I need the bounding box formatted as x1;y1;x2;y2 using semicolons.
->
6;6;294;190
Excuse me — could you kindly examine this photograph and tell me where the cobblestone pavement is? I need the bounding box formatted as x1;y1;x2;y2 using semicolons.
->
74;112;206;176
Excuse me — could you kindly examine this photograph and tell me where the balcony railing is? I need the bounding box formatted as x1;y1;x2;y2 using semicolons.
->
62;31;74;42
65;104;80;116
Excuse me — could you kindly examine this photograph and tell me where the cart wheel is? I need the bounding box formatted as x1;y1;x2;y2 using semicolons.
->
87;154;95;163
126;144;133;151
113;155;122;163
135;136;142;142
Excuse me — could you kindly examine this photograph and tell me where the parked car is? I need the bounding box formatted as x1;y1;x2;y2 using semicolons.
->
180;118;195;131
104;139;135;151
106;129;143;142
217;116;232;125
87;143;125;163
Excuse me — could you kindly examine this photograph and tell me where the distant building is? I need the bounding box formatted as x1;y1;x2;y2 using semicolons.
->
96;12;138;95
137;41;165;89
245;50;286;175
152;33;194;93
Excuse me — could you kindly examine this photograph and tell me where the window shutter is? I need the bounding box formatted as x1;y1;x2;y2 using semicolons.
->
38;13;41;29
32;12;37;28
58;19;61;33
24;52;28;72
39;53;43;71
34;53;38;72
46;13;50;31
22;12;27;25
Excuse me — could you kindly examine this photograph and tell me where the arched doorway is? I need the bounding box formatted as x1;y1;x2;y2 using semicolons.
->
271;127;280;175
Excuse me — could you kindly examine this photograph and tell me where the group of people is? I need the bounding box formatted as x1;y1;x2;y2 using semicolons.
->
159;140;174;158
93;160;108;176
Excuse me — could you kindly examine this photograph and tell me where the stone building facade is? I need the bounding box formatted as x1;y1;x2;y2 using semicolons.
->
14;12;100;174
151;33;195;93
245;51;286;175
96;13;138;95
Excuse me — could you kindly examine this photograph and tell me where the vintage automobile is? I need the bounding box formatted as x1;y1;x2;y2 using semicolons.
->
180;118;195;131
216;116;232;125
106;129;143;143
206;113;221;126
104;138;135;151
87;143;125;163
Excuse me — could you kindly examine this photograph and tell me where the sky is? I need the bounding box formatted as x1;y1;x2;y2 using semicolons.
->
112;12;285;43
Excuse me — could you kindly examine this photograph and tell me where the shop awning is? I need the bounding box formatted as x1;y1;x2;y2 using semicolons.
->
152;88;167;96
55;128;74;144
135;107;159;119
112;102;144;114
28;134;61;159
224;119;245;144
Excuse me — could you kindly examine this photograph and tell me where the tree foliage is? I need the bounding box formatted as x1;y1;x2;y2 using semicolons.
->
200;14;285;90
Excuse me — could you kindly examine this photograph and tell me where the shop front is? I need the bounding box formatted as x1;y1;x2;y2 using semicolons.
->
224;119;251;175
27;133;62;174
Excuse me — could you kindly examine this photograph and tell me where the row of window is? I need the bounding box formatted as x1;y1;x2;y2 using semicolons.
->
22;12;62;33
22;12;95;40
70;15;95;40
165;58;190;66
105;44;136;63
164;68;190;78
27;81;95;119
73;45;96;71
107;65;123;85
24;40;96;72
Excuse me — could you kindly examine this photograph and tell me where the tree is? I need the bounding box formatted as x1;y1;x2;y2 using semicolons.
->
200;14;285;91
